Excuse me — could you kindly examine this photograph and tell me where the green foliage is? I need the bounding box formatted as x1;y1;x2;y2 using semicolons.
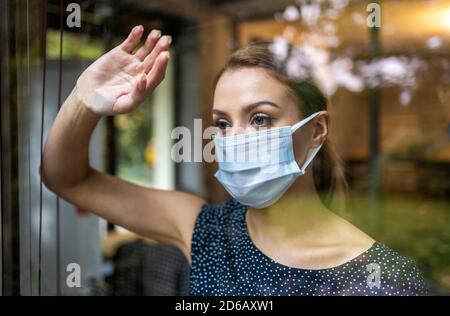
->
47;30;105;59
277;193;450;294
115;97;154;186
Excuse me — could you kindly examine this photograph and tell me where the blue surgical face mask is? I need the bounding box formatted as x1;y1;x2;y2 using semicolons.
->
213;112;322;208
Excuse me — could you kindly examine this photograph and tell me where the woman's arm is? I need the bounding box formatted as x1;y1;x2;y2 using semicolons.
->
42;26;205;261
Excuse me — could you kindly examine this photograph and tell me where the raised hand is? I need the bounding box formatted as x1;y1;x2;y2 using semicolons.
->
76;25;171;115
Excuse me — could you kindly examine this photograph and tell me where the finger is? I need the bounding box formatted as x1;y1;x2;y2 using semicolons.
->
142;35;172;74
146;51;170;91
135;29;162;61
113;94;136;114
94;84;131;115
113;78;144;114
113;54;168;114
138;74;147;91
121;25;145;54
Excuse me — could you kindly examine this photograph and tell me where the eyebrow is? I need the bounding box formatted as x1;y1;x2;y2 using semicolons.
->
212;101;280;116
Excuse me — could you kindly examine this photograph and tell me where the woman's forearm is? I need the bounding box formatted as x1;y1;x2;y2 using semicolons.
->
38;27;205;257
42;86;101;194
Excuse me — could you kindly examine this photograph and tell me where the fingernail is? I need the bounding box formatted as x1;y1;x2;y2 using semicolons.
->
166;35;172;45
134;25;143;33
150;29;161;39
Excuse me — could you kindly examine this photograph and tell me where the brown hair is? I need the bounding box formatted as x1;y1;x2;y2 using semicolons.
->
213;41;348;211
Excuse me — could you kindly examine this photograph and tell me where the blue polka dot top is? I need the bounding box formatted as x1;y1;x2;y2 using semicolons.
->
189;199;428;296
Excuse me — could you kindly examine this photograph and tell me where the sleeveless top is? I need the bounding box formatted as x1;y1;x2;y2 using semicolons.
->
189;199;428;296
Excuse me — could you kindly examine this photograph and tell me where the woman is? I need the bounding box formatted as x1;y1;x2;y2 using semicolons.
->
42;26;427;296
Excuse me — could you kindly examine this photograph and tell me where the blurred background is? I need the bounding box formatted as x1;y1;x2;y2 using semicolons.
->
1;0;449;295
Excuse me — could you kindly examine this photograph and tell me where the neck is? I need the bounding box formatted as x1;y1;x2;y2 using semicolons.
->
247;170;336;243
245;169;377;270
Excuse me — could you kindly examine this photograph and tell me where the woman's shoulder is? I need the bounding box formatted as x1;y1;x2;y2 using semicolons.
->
191;199;246;243
194;199;244;227
190;199;248;266
362;242;428;295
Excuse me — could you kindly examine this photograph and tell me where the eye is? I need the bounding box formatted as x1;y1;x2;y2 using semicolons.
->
251;114;272;127
214;119;231;131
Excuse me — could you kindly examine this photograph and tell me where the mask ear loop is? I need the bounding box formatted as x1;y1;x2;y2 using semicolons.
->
300;144;323;173
290;112;323;173
291;112;322;133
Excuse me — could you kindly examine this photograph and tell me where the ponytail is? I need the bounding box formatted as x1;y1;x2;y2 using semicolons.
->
313;139;348;211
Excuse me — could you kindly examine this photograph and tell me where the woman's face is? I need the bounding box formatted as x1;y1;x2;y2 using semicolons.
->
212;67;326;167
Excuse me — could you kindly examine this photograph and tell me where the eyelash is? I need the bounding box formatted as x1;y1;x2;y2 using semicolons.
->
213;114;273;131
251;114;273;127
214;120;231;131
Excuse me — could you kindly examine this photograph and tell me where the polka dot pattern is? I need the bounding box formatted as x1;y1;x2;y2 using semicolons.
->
189;199;428;296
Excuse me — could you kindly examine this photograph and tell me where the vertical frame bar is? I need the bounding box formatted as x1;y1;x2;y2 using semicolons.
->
1;0;22;297
367;0;381;231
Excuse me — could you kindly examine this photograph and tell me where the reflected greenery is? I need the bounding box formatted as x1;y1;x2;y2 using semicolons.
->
115;97;155;186
276;193;450;294
47;29;105;59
